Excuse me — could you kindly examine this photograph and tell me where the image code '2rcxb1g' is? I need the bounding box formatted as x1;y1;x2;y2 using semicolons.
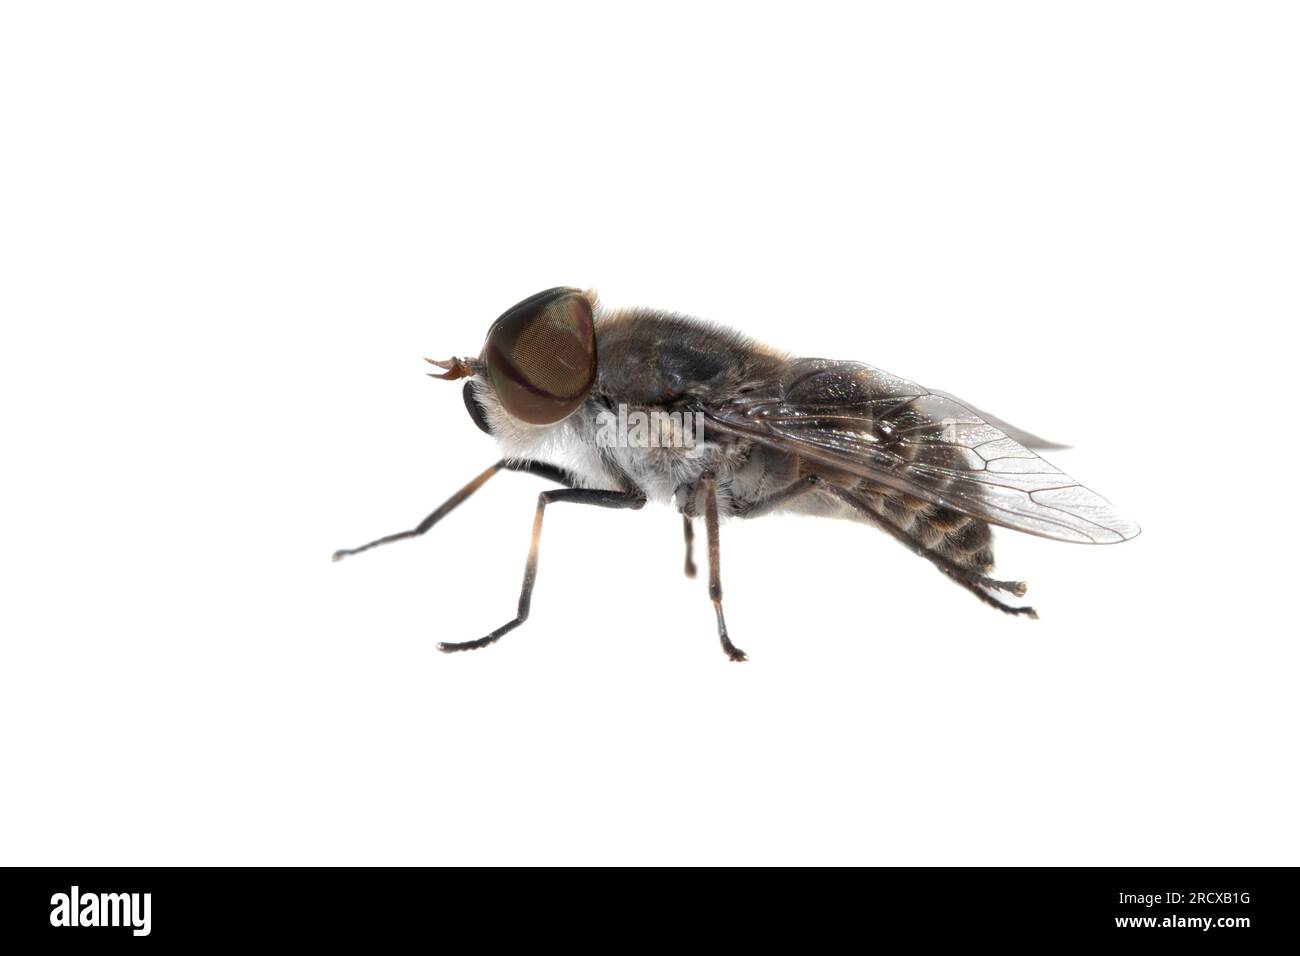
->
334;287;1139;662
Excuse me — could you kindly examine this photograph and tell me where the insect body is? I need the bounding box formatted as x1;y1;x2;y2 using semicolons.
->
334;287;1138;661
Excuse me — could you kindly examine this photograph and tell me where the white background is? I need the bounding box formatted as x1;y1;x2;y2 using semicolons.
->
2;2;1296;865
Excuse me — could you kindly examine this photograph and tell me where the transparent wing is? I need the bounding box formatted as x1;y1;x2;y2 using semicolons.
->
701;359;1139;544
926;388;1070;451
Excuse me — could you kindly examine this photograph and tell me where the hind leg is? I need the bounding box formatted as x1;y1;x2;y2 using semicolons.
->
826;486;1037;618
962;571;1029;599
942;570;1038;618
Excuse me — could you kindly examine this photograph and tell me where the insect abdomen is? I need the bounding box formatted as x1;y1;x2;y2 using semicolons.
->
857;483;995;573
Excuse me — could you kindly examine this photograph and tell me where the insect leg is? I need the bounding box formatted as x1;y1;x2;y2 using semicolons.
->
732;474;822;519
681;515;697;578
931;559;1030;606
438;487;647;653
332;459;572;561
824;486;1037;618
927;568;1037;617
701;473;748;662
973;575;1030;598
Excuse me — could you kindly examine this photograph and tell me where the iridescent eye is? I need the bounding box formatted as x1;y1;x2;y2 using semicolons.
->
482;287;596;425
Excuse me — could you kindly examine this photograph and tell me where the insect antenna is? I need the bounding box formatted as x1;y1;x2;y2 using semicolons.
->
425;356;481;380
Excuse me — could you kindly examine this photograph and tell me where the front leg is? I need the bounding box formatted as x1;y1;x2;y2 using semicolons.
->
438;487;647;654
701;473;747;662
332;459;573;561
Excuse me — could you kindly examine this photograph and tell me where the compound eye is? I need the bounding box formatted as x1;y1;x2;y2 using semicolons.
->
482;287;596;425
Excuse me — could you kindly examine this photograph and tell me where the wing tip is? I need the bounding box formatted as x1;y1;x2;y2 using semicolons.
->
1091;516;1141;544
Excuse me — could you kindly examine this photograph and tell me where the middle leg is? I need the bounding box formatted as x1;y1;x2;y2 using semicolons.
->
701;473;748;662
681;515;697;579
